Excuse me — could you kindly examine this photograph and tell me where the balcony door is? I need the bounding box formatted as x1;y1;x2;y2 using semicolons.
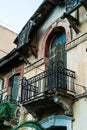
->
49;31;66;90
9;74;20;100
49;32;66;67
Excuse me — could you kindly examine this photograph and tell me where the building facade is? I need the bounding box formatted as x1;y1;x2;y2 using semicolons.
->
0;0;87;130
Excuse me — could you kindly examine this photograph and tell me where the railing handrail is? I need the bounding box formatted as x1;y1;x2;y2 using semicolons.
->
23;64;75;84
19;62;76;103
0;94;18;104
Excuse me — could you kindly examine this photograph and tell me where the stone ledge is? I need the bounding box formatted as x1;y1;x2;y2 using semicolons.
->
66;32;87;50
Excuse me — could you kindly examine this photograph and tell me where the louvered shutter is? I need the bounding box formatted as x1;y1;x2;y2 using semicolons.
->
49;42;66;90
11;75;20;100
56;42;67;89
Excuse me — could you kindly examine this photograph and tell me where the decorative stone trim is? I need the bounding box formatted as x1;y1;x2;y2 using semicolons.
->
66;32;87;50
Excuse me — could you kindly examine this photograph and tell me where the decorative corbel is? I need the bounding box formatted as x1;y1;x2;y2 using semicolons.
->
64;13;80;33
29;45;38;58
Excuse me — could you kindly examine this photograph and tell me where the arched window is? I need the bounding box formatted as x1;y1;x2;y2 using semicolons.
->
41;20;71;62
49;27;66;67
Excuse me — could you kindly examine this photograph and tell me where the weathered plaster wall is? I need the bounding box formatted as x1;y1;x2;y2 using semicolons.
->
24;58;48;78
0;25;17;58
73;98;87;130
67;6;87;130
67;35;87;93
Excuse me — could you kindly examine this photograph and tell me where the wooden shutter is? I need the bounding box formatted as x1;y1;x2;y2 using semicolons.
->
49;42;66;90
11;75;20;100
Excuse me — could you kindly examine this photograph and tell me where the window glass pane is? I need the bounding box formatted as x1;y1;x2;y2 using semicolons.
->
50;33;66;65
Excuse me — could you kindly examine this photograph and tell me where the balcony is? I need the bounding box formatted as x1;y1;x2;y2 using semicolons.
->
20;62;75;104
18;62;75;119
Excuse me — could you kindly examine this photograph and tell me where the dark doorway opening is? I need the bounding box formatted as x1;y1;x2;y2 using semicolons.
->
46;126;67;130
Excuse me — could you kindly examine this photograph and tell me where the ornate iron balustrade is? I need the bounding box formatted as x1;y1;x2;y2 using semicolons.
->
20;62;75;103
0;87;18;104
0;94;18;104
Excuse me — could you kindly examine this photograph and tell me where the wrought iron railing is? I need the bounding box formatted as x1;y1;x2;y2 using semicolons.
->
20;62;75;103
0;88;18;104
0;95;18;104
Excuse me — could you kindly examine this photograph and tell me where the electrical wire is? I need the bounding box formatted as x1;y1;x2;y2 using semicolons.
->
0;49;8;54
24;58;45;72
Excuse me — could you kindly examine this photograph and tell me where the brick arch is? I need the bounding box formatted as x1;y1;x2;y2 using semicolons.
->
41;20;71;58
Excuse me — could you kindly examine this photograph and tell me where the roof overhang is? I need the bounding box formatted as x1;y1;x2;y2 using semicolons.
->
14;0;65;46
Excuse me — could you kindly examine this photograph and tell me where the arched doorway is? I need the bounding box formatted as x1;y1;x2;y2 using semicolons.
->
46;27;67;90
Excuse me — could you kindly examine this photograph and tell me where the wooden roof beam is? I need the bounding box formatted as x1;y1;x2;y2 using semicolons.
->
81;1;87;10
64;13;80;33
64;13;79;25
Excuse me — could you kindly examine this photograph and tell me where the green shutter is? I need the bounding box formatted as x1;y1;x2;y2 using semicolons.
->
49;32;66;90
11;75;20;100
